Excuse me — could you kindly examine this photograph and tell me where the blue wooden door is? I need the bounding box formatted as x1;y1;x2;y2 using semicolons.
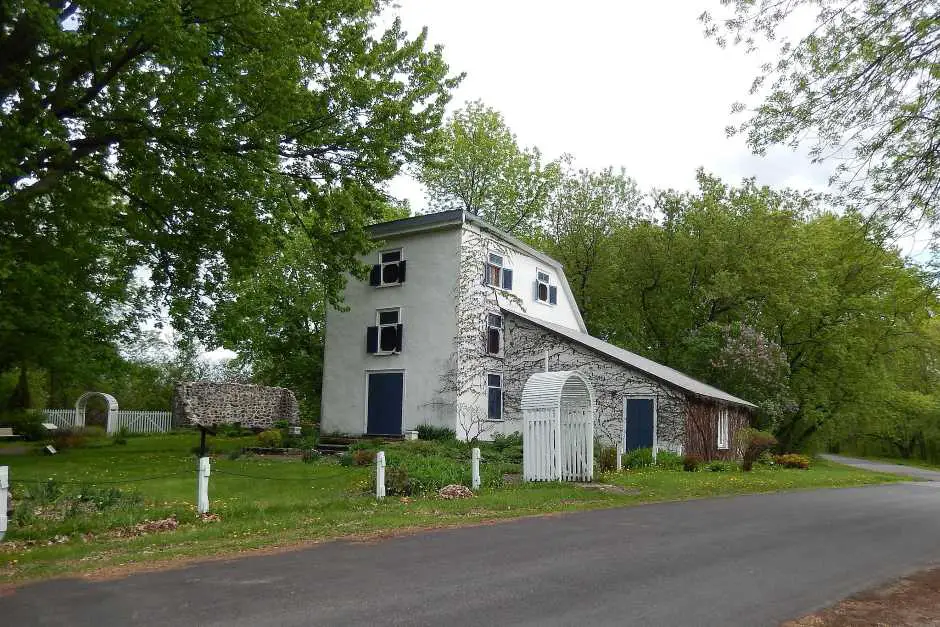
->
367;372;404;435
625;398;654;451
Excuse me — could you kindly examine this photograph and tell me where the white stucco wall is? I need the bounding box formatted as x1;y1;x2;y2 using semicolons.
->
320;225;461;435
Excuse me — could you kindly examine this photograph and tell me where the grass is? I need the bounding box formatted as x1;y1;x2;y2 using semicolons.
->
0;433;902;584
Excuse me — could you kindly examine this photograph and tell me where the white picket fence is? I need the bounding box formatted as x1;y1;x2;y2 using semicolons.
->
560;407;593;482
523;408;559;481
41;409;173;434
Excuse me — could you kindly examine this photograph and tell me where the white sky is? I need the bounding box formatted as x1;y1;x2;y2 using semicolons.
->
385;0;933;257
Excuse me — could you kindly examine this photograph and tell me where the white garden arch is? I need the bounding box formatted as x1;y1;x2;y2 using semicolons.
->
74;391;119;429
521;370;595;482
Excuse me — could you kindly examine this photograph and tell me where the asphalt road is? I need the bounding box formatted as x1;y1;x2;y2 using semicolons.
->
5;480;940;627
821;453;940;481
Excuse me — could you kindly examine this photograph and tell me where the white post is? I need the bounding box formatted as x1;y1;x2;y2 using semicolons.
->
616;443;624;472
471;447;481;490
197;456;210;514
376;451;386;499
0;466;8;542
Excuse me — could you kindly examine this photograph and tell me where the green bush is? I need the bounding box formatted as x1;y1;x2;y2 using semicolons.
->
0;409;46;441
624;447;655;469
226;448;243;460
257;429;283;448
757;450;775;466
775;453;811;469
338;452;354;467
111;426;130;446
735;428;778;471
597;446;619;473
707;460;734;472
352;449;376;466
656;450;683;470
416;423;456;441
385;467;413;496
683;454;702;472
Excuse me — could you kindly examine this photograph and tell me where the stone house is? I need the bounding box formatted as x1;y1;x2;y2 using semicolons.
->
320;210;755;458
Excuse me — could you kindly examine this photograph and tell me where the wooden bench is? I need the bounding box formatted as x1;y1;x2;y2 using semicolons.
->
0;427;22;439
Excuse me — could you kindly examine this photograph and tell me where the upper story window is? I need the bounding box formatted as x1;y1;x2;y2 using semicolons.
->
486;313;503;356
484;253;513;290
369;249;406;287
366;307;403;355
535;268;558;305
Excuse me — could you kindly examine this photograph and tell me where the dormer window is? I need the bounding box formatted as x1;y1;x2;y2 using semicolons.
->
369;249;406;287
484;253;513;290
535;269;558;305
366;308;403;355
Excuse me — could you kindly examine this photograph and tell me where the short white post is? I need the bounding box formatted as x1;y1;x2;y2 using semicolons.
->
376;451;386;499
471;447;481;490
0;466;8;542
616;443;624;472
197;456;210;514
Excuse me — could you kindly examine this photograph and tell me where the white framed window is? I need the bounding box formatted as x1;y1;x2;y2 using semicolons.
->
717;408;729;450
367;307;403;355
534;268;557;305
370;248;405;287
486;373;503;420
484;253;513;290
486;313;503;356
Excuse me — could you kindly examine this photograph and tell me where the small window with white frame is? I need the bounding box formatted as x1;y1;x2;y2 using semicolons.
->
486;313;503;356
535;268;558;305
369;248;406;287
484;253;513;290
486;373;503;420
717;408;729;450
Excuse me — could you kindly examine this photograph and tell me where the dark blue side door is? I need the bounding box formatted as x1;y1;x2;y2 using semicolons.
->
367;372;404;435
625;398;654;451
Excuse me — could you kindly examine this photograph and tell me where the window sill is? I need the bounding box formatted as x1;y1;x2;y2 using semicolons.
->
374;282;403;289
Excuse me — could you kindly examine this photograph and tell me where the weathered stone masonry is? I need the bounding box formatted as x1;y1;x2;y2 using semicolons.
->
173;382;300;430
502;315;687;451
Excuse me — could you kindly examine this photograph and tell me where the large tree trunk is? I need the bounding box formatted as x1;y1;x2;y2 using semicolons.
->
6;363;31;410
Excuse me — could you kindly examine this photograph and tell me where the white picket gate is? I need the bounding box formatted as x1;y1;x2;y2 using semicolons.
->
522;371;595;482
42;409;77;429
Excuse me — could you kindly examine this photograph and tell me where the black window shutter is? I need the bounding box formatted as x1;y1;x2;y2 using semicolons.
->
488;387;501;420
369;264;381;286
395;324;403;352
549;285;558;305
487;328;501;354
398;260;406;283
502;268;513;290
366;326;378;353
482;263;491;286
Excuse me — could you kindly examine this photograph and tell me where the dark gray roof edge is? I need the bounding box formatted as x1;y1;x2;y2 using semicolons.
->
366;209;465;237
502;309;758;409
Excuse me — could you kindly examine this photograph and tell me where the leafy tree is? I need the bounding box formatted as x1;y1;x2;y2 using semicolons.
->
702;0;940;228
536;164;646;327
418;100;560;234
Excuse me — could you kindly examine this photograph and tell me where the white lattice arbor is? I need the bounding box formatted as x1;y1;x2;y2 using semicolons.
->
75;391;119;429
522;370;594;482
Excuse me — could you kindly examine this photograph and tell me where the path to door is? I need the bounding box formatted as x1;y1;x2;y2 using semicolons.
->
4;482;940;626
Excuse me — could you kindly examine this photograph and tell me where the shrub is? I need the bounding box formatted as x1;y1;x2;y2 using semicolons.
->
656;450;683;470
416;423;456;441
757;450;776;466
111;426;130;446
385;467;413;496
624;447;655;469
226;448;243;460
736;428;778;471
775;453;811;469
338;452;354;467
0;409;46;441
352;448;376;466
257;429;283;448
707;460;735;472
683;454;702;472
597;447;618;473
52;427;87;450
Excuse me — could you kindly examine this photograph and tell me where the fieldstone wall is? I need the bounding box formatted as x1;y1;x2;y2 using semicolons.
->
173;381;299;430
502;315;688;451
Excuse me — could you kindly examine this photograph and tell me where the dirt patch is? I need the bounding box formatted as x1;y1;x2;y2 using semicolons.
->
784;566;940;626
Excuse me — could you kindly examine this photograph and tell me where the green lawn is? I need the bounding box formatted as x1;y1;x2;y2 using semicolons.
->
0;433;902;584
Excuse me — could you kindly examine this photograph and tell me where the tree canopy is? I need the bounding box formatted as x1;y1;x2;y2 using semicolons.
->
702;0;940;230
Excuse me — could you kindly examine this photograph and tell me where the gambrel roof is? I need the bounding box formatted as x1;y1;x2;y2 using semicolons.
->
504;309;758;409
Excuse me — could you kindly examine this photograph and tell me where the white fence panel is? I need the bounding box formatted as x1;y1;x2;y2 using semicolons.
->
109;411;173;434
524;408;561;481
42;409;77;429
